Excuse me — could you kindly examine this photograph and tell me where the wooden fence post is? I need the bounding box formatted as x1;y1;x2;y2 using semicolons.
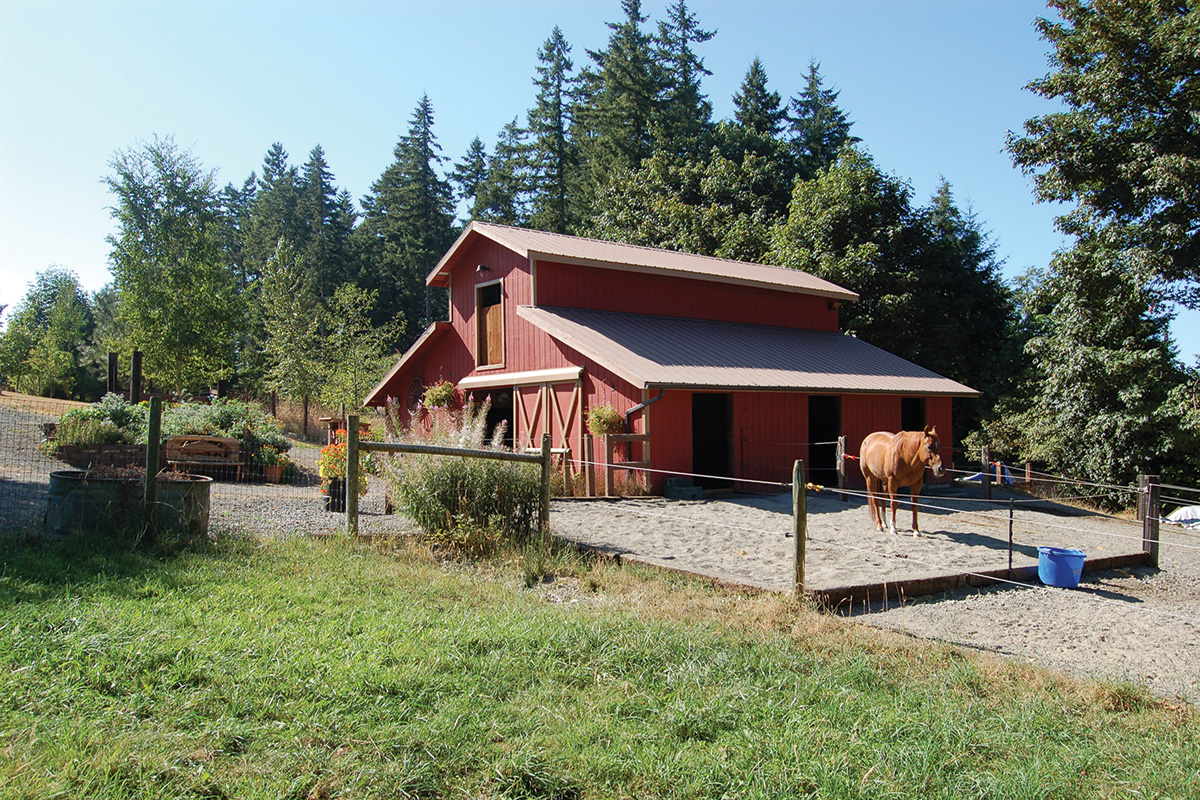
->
793;460;806;598
346;415;359;538
1137;474;1148;522
1142;475;1160;568
107;352;119;395
603;434;615;497
130;350;143;403
143;397;162;532
981;445;991;500
584;435;596;497
836;436;846;502
540;432;552;534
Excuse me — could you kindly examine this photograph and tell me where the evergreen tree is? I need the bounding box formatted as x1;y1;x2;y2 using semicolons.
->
733;57;785;139
473;118;531;226
217;174;256;291
105;136;240;395
913;181;1021;434
451;137;489;221
1007;0;1200;290
245;143;303;286
358;94;456;343
299;145;357;297
577;0;662;191
788;60;859;179
983;230;1199;501
527;26;582;234
653;0;716;161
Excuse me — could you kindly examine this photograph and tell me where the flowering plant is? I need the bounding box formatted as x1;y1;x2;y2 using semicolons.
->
255;445;290;468
586;404;624;436
422;380;457;409
318;430;369;495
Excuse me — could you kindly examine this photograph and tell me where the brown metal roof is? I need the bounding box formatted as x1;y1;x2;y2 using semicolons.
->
517;306;979;397
428;221;858;302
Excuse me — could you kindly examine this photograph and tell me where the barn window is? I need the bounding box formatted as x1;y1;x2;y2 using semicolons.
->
476;280;503;367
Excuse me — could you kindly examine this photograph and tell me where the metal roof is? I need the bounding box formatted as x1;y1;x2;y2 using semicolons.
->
517;306;979;397
428;221;858;302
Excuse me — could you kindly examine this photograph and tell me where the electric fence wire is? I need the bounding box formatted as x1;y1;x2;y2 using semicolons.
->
599;504;1200;627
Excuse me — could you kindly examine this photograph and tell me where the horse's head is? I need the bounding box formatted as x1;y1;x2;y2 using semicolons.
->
921;425;945;478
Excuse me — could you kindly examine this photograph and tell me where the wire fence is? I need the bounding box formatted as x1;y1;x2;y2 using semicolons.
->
6;389;1200;590
0;391;403;538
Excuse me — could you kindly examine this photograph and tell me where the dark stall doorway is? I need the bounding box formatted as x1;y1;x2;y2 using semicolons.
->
901;397;926;433
807;395;841;488
484;389;514;450
692;393;733;489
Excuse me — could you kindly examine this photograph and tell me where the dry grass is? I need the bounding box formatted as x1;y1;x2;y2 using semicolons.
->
0;389;87;416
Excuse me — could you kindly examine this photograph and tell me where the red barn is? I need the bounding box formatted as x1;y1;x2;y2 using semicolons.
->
364;221;977;492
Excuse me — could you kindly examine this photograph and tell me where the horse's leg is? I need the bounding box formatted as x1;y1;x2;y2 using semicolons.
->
911;478;925;537
886;480;899;535
865;475;883;530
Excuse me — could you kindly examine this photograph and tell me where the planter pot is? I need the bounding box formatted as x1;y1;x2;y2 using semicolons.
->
46;470;212;539
263;464;284;483
323;478;346;512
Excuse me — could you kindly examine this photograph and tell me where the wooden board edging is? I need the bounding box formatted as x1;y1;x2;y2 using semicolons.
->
813;551;1153;611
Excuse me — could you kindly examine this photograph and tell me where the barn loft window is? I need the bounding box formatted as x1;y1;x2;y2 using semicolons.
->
475;280;503;367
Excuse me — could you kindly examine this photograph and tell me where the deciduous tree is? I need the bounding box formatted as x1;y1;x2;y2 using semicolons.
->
105;136;240;396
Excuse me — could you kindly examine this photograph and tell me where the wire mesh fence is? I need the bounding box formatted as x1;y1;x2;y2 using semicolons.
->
0;391;407;538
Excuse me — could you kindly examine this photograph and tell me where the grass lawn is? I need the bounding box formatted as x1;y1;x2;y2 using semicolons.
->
1;531;1196;799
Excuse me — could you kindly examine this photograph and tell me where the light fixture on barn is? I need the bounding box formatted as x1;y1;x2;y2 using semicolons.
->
476;264;490;273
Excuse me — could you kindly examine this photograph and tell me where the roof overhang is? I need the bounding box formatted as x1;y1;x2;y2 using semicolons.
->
517;306;980;397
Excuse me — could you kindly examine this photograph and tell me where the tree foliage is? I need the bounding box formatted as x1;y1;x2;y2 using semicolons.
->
359;94;456;342
105;136;240;396
0;268;99;398
990;0;1200;495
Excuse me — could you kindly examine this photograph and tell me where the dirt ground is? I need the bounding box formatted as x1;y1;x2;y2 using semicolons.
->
550;488;1200;701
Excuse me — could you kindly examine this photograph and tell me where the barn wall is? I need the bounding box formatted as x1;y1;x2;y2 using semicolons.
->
535;260;839;331
731;391;810;488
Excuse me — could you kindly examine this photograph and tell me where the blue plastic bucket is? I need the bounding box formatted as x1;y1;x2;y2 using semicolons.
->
1038;547;1086;588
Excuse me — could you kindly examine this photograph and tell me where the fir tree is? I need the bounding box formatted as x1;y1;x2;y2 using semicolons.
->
527;26;582;234
653;0;716;161
299;145;356;298
473;118;531;226
451;137;489;221
578;0;662;189
358;94;456;342
732;57;785;139
787;60;858;179
245;143;303;286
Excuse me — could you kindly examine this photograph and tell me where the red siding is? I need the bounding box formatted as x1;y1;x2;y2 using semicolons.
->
371;237;956;496
535;260;839;331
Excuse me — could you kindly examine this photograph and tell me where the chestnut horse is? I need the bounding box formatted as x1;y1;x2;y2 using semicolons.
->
859;425;945;537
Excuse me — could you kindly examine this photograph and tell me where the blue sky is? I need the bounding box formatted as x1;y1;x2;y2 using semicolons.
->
3;0;1196;362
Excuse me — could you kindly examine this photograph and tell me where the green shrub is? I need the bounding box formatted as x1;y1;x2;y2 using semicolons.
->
161;397;291;454
382;402;540;548
421;379;458;409
51;393;146;447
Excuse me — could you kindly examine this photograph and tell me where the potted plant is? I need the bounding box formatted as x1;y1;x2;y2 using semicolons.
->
586;404;625;437
317;430;369;512
256;445;289;483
